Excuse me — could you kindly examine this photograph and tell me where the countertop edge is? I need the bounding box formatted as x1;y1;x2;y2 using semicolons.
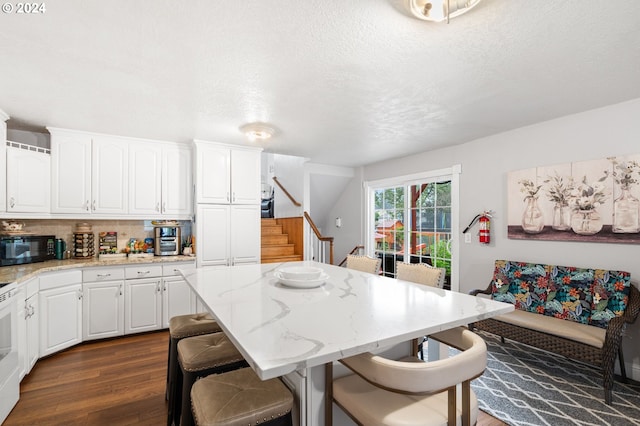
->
0;255;196;284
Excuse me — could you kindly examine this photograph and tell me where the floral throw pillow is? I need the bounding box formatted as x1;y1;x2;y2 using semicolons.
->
491;260;547;313
544;266;593;325
590;269;632;329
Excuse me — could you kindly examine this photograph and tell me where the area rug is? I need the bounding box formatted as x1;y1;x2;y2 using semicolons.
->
470;331;640;426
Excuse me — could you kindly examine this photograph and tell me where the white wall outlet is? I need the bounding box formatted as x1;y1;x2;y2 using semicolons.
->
464;233;471;244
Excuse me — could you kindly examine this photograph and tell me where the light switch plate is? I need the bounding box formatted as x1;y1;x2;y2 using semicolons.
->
464;233;471;244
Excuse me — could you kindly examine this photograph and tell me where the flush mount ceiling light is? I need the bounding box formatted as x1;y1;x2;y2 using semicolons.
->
405;0;482;23
239;122;275;142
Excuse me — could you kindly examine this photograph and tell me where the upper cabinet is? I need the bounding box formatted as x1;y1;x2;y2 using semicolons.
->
49;128;128;215
6;144;51;213
48;127;192;219
194;141;261;205
129;141;192;217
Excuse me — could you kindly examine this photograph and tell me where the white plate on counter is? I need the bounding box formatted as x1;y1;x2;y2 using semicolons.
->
274;271;329;289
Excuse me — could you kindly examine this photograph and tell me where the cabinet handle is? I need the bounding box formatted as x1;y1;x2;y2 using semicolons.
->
29;305;35;317
78;289;83;300
156;202;160;212
119;284;123;296
97;273;111;278
232;192;236;202
156;283;161;293
227;192;230;202
163;284;167;292
137;270;150;275
162;202;166;213
9;197;15;208
92;200;96;211
85;200;90;211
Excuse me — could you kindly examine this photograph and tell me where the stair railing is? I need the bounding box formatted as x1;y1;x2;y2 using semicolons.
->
337;245;365;267
303;211;334;265
272;176;301;207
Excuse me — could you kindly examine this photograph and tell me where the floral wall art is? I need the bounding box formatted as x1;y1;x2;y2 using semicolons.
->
507;154;640;244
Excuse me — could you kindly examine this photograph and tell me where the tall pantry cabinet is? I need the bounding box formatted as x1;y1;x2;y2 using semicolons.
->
194;141;262;268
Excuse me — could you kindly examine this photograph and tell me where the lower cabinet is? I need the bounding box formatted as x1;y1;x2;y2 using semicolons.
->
83;280;124;340
125;276;163;334
17;278;40;379
39;270;83;357
162;275;196;328
25;294;39;374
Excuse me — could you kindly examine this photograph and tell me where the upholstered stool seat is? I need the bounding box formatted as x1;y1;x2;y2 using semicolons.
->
166;313;222;403
191;367;294;426
171;333;248;426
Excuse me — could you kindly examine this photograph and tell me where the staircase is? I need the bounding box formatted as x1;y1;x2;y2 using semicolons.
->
261;218;303;263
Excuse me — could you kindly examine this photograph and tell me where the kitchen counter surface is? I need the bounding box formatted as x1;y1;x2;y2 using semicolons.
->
0;255;196;284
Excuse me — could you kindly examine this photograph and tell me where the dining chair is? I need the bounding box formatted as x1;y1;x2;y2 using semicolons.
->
396;261;446;357
328;326;487;426
345;255;381;275
395;261;445;288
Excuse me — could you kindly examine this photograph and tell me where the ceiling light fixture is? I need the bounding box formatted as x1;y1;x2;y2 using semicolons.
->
239;122;275;142
405;0;482;23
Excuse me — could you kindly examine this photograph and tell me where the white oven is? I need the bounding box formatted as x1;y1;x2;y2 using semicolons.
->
0;282;19;424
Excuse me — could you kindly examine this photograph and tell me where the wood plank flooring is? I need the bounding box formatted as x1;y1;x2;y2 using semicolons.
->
4;330;507;426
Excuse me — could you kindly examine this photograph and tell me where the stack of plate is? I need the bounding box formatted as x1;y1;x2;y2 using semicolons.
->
275;266;328;288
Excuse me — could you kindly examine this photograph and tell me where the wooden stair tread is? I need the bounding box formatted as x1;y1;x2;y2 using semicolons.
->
261;255;303;263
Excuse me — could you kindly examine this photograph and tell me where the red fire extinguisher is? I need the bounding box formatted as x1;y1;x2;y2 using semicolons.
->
463;211;492;245
478;213;491;244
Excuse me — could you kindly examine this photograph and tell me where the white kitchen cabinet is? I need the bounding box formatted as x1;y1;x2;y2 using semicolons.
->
17;277;39;380
129;141;192;217
162;262;196;328
25;293;39;375
82;266;125;341
124;264;163;334
0;109;9;212
6;144;51;213
39;270;82;357
49;128;128;215
194;141;261;205
196;204;260;267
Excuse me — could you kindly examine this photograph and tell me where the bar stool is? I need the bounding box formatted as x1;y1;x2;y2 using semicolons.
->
191;367;294;426
166;313;222;401
170;333;248;426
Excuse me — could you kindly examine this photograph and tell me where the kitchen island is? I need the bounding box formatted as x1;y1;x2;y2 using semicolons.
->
180;261;514;425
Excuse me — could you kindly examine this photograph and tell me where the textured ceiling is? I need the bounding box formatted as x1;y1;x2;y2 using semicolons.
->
1;0;639;167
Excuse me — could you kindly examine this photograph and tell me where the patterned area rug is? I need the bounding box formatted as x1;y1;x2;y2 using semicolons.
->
471;331;640;426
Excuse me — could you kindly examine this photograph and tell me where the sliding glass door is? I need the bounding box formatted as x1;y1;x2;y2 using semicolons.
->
366;166;460;290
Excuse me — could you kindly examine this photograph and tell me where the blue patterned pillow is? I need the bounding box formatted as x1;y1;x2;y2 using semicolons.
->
491;260;547;314
545;266;593;325
590;269;632;329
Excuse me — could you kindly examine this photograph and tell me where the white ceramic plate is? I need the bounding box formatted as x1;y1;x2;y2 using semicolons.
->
277;266;324;280
275;271;329;289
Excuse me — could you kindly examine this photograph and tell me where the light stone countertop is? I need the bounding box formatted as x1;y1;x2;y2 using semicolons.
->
0;255;196;284
180;260;514;381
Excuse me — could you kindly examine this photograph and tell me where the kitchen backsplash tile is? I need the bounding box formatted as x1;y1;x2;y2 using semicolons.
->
19;219;192;253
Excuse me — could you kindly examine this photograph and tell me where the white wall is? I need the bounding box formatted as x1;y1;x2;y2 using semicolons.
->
326;167;364;264
273;154;306;218
348;97;640;379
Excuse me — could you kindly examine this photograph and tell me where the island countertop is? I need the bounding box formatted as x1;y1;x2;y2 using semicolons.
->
180;261;514;381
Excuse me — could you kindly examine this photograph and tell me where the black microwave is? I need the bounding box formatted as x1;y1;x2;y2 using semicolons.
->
0;235;55;266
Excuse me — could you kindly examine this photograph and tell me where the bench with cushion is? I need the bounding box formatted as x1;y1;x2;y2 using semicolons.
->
469;260;640;405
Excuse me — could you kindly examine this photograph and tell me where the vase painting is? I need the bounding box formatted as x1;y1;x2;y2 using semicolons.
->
507;154;640;244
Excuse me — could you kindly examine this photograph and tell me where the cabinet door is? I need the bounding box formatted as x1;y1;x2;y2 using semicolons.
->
196;204;230;267
17;288;27;380
92;136;128;214
195;143;230;204
124;278;162;334
129;142;162;215
231;204;260;265
230;149;261;205
6;147;51;212
163;144;193;216
26;295;39;374
50;130;92;213
162;276;195;328
83;281;124;340
39;283;82;357
0;116;7;212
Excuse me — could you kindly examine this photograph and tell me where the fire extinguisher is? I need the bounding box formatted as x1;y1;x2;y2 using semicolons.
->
463;211;492;244
478;213;491;244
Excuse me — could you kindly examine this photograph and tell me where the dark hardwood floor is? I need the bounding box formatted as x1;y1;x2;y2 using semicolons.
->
4;330;507;425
